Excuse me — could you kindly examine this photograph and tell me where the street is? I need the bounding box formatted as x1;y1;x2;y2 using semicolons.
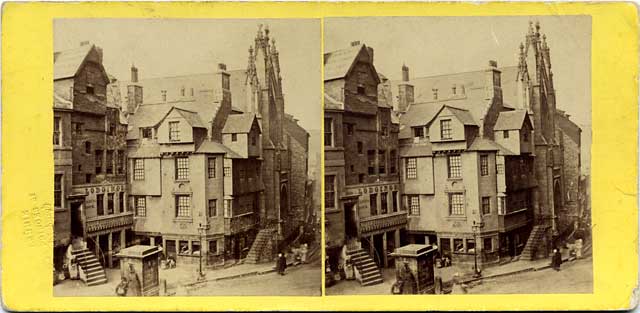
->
465;256;593;294
186;259;321;296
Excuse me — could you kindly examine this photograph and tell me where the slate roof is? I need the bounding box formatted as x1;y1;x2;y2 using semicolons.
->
494;110;529;130
324;44;365;81
222;113;258;134
468;137;516;155
324;92;344;110
173;107;206;128
195;140;241;158
127;100;214;140
53;45;93;80
443;106;478;126
53;92;73;110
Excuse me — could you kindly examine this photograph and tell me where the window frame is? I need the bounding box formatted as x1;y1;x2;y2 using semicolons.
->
440;119;452;140
480;155;489;176
413;126;424;138
54;174;63;208
369;193;377;216
133;159;145;180
378;150;386;175
324;118;333;147
482;196;491;215
409;195;420;216
175;195;191;218
208;199;217;217
53;116;62;146
324;175;336;209
169;121;180;141
503;130;509;139
380;192;388;214
207;157;216;178
448;192;465;216
406;157;417;179
175;157;189;181
447;154;462;178
107;193;114;214
97;194;104;216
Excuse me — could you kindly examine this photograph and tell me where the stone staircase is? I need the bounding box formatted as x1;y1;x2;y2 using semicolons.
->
347;248;383;286
520;225;548;261
71;248;108;286
245;226;277;264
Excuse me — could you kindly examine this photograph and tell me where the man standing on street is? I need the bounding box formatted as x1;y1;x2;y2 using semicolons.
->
551;248;562;271
276;253;287;275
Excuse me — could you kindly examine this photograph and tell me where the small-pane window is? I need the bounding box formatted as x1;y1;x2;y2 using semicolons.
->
208;199;217;217
482;196;491;215
169;121;180;141
480;155;489;176
176;195;191;217
136;197;146;216
324;175;336;209
208;158;216;178
406;158;417;179
53;117;61;145
449;193;464;215
324;118;333;147
447;154;462;178
134;159;144;180
440;119;452;140
97;194;104;216
409;196;420;215
503;130;509;139
175;157;189;180
380;192;388;214
107;193;114;214
54;174;63;207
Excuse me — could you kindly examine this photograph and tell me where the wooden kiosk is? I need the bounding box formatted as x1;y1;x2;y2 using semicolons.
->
115;245;161;296
390;244;437;294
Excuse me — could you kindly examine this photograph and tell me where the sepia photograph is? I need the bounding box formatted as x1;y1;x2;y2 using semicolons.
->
323;16;592;295
52;18;322;296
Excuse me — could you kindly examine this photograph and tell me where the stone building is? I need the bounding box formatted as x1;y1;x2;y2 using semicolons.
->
391;62;536;266
108;25;309;264
53;42;133;286
384;21;583;264
324;42;406;286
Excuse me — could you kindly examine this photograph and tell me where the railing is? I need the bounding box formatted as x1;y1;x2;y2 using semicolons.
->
359;211;407;235
224;213;257;235
85;212;134;234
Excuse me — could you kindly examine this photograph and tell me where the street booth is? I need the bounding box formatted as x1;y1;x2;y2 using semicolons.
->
390;244;437;294
116;245;161;296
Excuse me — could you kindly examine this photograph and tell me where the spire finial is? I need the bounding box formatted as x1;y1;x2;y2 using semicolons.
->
528;20;534;33
535;21;540;33
519;42;524;52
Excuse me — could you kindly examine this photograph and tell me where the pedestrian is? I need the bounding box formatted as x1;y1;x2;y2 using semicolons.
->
551;248;562;271
115;276;129;296
276;252;287;275
126;264;142;296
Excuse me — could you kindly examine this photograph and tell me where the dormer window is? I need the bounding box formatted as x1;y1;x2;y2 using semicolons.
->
503;130;509;139
169;121;180;141
440;119;452;140
413;127;424;138
251;133;257;146
523;132;529;142
231;134;238;142
161;90;167;102
86;85;94;95
357;85;365;95
141;128;153;139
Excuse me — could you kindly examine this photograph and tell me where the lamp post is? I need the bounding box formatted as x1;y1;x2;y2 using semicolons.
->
197;223;210;281
472;220;484;278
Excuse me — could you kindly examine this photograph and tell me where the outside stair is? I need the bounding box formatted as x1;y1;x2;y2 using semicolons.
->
520;225;547;261
347;248;383;286
70;248;108;286
245;226;277;264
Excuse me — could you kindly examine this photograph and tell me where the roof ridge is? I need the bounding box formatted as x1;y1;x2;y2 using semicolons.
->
390;65;519;82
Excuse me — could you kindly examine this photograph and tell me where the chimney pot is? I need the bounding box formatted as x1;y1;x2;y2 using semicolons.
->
489;60;498;68
80;41;90;46
218;63;227;71
350;41;361;47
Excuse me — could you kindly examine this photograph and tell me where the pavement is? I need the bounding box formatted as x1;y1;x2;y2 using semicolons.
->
326;245;591;295
54;244;320;297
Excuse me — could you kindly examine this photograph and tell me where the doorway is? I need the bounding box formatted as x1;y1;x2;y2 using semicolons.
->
344;203;358;240
70;201;84;238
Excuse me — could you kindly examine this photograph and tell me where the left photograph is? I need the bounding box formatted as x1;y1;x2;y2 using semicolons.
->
52;19;322;296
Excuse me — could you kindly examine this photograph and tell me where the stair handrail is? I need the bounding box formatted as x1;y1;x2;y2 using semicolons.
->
359;236;383;270
85;236;108;268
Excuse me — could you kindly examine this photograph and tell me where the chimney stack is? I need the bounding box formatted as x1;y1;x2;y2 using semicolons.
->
402;64;410;82
485;59;502;101
131;64;139;83
80;41;90;46
397;64;414;112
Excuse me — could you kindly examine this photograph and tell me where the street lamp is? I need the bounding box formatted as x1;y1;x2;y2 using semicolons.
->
472;220;484;278
198;223;210;281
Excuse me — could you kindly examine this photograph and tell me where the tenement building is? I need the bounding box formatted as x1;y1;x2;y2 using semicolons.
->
324;42;406;286
384;21;582;266
54;42;133;286
108;25;309;265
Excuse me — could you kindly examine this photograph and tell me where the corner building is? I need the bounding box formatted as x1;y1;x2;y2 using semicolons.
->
324;42;407;286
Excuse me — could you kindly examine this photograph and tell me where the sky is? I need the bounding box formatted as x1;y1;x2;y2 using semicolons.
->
54;19;321;132
325;16;591;173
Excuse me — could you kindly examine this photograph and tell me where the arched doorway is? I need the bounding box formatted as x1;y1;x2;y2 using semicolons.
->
553;179;563;212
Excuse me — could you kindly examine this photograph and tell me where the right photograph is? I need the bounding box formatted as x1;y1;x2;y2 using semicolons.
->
323;16;592;295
